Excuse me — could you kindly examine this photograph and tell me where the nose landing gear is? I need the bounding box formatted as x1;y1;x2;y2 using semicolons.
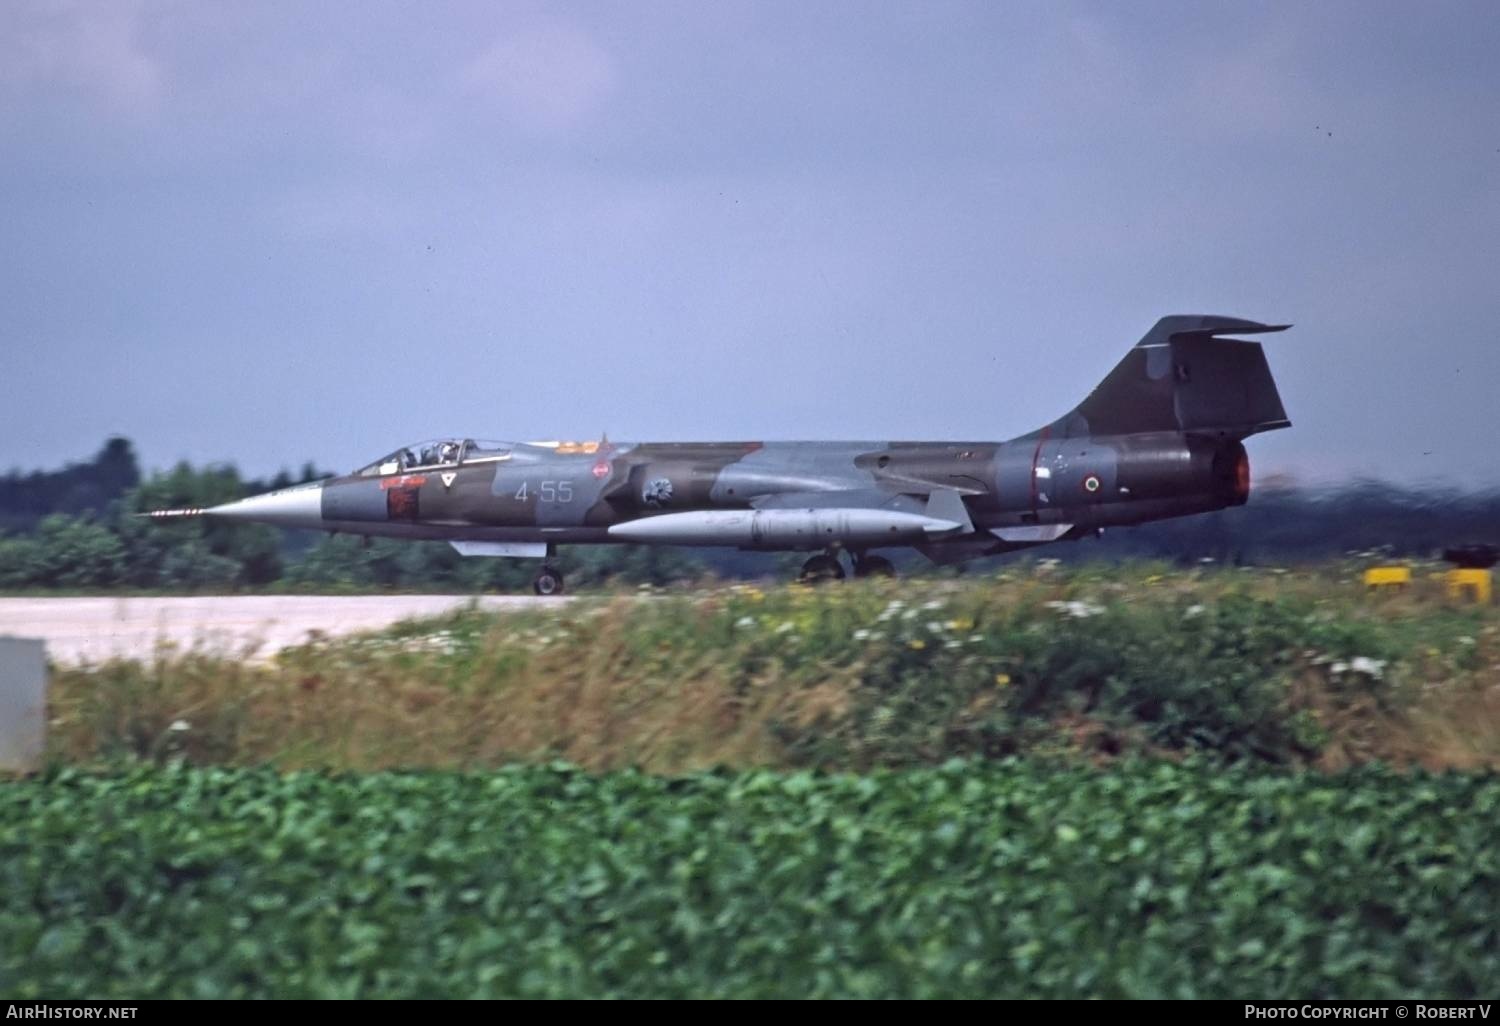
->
529;541;566;596
533;565;565;596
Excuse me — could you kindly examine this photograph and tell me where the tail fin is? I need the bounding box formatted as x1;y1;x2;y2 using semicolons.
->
1046;315;1292;440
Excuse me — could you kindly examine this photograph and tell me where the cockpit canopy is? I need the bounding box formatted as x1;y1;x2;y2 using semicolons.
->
354;439;513;477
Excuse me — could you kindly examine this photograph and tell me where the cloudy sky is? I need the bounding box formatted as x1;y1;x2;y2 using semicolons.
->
3;1;1497;486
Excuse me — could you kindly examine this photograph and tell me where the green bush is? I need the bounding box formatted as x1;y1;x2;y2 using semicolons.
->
0;515;128;588
711;585;1422;767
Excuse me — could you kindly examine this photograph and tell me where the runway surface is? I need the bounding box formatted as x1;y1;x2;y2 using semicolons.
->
0;595;558;664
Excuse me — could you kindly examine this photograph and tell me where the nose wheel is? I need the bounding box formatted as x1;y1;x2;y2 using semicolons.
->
533;566;565;596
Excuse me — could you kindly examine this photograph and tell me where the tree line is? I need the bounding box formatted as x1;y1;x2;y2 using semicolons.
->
0;438;1495;591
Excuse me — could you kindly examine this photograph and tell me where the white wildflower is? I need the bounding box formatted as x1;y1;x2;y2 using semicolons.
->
735;616;756;629
169;720;191;732
1045;599;1104;619
1185;604;1206;617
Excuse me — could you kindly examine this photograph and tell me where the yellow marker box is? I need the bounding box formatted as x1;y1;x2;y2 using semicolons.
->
1445;568;1493;604
1363;566;1412;589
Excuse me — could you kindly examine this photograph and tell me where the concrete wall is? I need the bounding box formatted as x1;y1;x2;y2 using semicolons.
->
0;636;46;773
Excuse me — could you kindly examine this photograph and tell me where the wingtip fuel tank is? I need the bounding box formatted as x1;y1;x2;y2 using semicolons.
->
606;508;964;548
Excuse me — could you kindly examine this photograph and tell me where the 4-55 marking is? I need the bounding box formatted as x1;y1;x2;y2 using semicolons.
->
514;480;575;503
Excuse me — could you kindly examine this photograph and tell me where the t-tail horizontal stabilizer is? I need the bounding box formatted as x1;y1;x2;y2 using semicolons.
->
1046;314;1293;441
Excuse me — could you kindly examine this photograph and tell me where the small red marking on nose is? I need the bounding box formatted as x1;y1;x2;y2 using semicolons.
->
380;474;427;490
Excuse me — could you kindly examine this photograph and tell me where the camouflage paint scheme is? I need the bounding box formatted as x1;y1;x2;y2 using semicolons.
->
148;316;1292;579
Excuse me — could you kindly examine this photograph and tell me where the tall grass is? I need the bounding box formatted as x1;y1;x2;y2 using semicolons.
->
44;563;1500;773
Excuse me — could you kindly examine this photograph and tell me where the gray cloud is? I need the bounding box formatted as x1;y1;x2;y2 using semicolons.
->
461;14;617;136
0;0;163;111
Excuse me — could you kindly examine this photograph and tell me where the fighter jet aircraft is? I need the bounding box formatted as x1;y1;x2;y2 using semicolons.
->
146;315;1292;594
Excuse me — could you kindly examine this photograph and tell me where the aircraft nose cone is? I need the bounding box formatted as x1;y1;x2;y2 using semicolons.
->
206;483;324;529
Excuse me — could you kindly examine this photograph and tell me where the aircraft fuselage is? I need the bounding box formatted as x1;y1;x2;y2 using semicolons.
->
145;315;1293;591
208;432;1247;552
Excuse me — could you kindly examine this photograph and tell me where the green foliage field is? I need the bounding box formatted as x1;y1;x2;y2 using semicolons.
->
4;761;1498;998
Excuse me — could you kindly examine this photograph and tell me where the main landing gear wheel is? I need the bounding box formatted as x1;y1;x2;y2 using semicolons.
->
533;567;565;596
799;553;845;584
853;555;896;579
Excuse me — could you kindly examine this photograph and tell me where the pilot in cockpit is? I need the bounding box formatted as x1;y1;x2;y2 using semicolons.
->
439;441;460;464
